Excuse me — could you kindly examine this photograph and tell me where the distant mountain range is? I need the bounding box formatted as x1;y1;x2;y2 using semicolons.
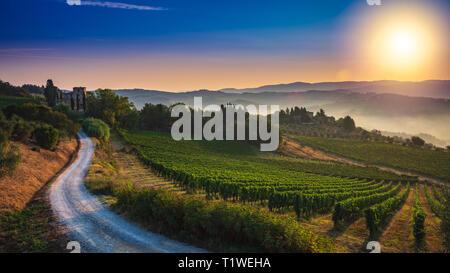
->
219;80;450;99
113;88;450;117
111;80;450;146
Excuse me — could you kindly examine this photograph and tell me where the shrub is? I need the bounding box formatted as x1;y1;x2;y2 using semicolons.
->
82;118;110;141
0;111;21;177
33;125;59;150
411;136;425;147
113;184;334;253
85;178;115;196
10;115;34;142
3;103;79;137
0;111;12;145
0;144;21;178
53;103;82;122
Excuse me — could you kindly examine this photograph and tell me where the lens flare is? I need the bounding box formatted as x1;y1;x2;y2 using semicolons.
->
380;24;427;70
346;2;448;80
390;29;416;56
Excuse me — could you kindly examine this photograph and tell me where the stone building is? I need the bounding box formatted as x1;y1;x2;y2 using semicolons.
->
59;87;87;112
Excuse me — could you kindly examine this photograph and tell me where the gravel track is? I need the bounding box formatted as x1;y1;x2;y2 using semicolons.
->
49;132;205;253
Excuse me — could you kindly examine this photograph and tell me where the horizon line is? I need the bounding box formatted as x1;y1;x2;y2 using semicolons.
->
54;78;449;92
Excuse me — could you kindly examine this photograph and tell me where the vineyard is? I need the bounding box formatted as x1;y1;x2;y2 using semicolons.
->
412;184;426;247
116;131;432;236
290;135;450;182
119;130;415;202
113;130;448;252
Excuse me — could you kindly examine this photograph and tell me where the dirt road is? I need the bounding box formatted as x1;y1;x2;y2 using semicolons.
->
283;137;448;186
48;132;205;253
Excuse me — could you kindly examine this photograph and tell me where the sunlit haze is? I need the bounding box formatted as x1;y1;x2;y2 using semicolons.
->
0;0;449;91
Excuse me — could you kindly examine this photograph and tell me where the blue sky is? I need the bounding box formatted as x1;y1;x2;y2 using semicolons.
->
0;0;449;90
1;1;352;48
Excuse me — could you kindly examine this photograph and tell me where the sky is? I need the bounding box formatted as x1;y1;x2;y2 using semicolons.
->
0;0;449;91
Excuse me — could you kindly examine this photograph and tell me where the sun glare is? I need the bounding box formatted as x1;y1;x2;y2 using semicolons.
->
368;16;435;74
384;26;423;68
391;29;415;56
348;3;447;80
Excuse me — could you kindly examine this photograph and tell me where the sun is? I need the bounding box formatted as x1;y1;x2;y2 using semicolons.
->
368;18;437;75
384;26;422;67
348;2;448;80
390;29;416;57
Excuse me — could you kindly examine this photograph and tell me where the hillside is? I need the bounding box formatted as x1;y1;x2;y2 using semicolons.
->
113;88;450;146
0;139;77;212
290;136;450;182
219;80;450;99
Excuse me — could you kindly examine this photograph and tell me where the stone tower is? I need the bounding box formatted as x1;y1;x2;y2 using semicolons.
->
72;87;87;112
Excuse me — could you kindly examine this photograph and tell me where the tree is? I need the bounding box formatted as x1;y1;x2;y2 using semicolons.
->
85;89;135;126
0;80;30;97
3;103;79;136
44;79;59;107
120;109;139;130
316;109;325;118
341;116;356;131
411;136;425;147
22;84;44;94
54;103;80;121
139;103;171;131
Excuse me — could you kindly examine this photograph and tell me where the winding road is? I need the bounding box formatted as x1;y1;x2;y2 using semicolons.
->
49;132;205;253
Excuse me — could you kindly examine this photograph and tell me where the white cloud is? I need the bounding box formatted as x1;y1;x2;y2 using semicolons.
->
67;0;81;5
66;1;166;11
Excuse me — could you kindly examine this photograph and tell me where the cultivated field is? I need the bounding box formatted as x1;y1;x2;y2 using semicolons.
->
290;136;450;182
114;130;446;252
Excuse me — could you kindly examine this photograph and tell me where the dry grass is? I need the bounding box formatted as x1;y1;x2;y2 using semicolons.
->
418;184;444;252
0;139;77;213
280;137;365;166
302;213;369;253
378;188;415;252
0;137;78;252
85;133;186;199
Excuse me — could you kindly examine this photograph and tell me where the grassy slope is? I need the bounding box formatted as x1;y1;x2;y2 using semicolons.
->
0;190;65;253
0;139;77;252
0;139;77;212
0;95;37;109
290;136;450;182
